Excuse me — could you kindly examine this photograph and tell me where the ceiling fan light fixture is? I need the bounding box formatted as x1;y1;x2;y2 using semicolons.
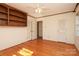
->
35;8;42;13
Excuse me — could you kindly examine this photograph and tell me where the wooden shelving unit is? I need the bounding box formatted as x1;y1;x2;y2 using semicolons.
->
0;4;8;26
0;4;27;26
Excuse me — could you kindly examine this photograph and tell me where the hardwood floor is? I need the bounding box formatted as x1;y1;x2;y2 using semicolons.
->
0;39;79;56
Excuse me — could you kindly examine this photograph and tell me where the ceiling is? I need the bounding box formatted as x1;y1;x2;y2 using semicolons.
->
6;3;76;18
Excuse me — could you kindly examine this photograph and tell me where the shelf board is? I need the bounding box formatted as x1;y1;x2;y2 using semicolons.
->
9;19;26;23
9;14;26;19
0;18;8;21
0;11;7;14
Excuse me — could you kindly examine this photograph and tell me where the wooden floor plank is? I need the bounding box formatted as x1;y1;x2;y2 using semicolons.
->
0;39;79;56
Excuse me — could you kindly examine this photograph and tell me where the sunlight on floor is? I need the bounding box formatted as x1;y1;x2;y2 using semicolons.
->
12;55;17;56
12;48;33;56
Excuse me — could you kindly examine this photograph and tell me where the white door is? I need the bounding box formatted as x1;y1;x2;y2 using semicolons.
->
31;20;37;40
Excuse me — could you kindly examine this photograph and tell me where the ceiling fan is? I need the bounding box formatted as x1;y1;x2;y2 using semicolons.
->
35;4;42;13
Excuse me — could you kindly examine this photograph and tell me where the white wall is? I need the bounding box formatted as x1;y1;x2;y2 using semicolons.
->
0;16;36;50
37;12;75;44
0;27;27;50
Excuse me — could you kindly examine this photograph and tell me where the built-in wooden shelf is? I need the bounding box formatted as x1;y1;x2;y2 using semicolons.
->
0;3;27;26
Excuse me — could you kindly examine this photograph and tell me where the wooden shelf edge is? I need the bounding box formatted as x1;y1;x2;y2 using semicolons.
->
0;18;8;21
0;11;7;14
9;14;26;19
9;20;26;23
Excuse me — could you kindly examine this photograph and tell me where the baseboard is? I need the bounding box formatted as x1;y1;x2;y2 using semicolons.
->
43;39;74;45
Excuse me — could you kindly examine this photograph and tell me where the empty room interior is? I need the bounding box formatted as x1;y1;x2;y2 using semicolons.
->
0;3;79;56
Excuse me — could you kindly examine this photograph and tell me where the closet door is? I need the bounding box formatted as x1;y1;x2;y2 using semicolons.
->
31;19;37;40
76;15;79;39
75;14;79;50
